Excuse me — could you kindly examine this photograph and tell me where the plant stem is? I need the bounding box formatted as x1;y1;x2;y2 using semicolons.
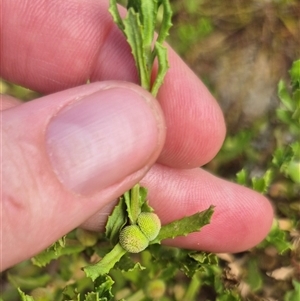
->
83;243;126;281
183;273;201;301
131;184;142;223
126;289;145;301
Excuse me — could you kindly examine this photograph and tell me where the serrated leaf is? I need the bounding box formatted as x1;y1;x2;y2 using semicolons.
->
153;206;214;243
84;243;127;281
188;252;218;265
139;0;157;49
258;219;291;253
62;285;81;301
109;0;172;96
94;275;114;300
124;184;150;224
108;0;124;31
31;239;85;267
151;42;169;96
251;169;273;193
84;292;99;301
17;288;35;301
124;184;142;224
105;197;127;244
123;8;150;90
114;253;146;272
156;0;173;44
236;169;248;185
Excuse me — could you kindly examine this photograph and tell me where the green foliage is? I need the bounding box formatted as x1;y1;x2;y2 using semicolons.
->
31;238;85;268
109;0;172;96
18;288;35;301
285;280;300;301
257;220;292;254
153;206;214;242
84;184;213;282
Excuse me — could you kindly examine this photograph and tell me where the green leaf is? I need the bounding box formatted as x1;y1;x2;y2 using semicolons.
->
284;280;300;301
84;292;99;301
278;79;294;111
286;160;300;183
31;239;85;267
105;197;127;244
123;8;150;90
109;0;172;96
94;275;115;300
251;169;273;193
289;59;300;89
188;252;218;266
62;285;81;301
123;184;151;224
236;169;248;185
114;253;146;272
7;273;51;290
245;259;263;292
258;219;291;253
84;243;127;281
108;0;124;31
17;288;35;301
139;0;157;50
276;108;293;124
153;206;214;243
151;42;169;96
156;0;173;44
124;184;142;224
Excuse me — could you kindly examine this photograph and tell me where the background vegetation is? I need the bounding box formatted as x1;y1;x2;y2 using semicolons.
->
1;0;300;300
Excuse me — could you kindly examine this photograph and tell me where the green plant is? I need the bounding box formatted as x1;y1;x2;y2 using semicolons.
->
2;1;300;300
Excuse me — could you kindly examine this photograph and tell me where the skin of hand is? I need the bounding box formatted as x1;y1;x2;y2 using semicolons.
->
1;0;274;271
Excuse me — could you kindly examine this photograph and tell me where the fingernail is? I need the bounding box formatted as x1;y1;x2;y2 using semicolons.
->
46;87;161;195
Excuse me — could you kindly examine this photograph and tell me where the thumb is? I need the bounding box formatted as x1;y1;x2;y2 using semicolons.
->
1;81;165;270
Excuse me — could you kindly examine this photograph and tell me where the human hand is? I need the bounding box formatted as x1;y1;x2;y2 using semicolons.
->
1;0;273;271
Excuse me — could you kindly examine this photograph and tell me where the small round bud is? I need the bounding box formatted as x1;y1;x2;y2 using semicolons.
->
119;225;149;253
76;228;98;247
137;212;161;241
145;279;166;299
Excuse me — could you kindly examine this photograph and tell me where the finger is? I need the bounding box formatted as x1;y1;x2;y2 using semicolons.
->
1;82;165;271
2;0;226;168
0;95;22;110
143;165;274;253
83;165;273;253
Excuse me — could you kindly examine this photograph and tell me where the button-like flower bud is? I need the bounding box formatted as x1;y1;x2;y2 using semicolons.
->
119;225;149;253
137;212;161;241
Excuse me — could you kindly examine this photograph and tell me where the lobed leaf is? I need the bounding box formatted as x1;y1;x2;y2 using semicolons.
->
17;288;35;301
94;275;115;300
108;0;124;31
31;239;85;267
156;0;173;44
151;41;169;96
105;197;127;244
123;8;150;90
153;206;214;243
